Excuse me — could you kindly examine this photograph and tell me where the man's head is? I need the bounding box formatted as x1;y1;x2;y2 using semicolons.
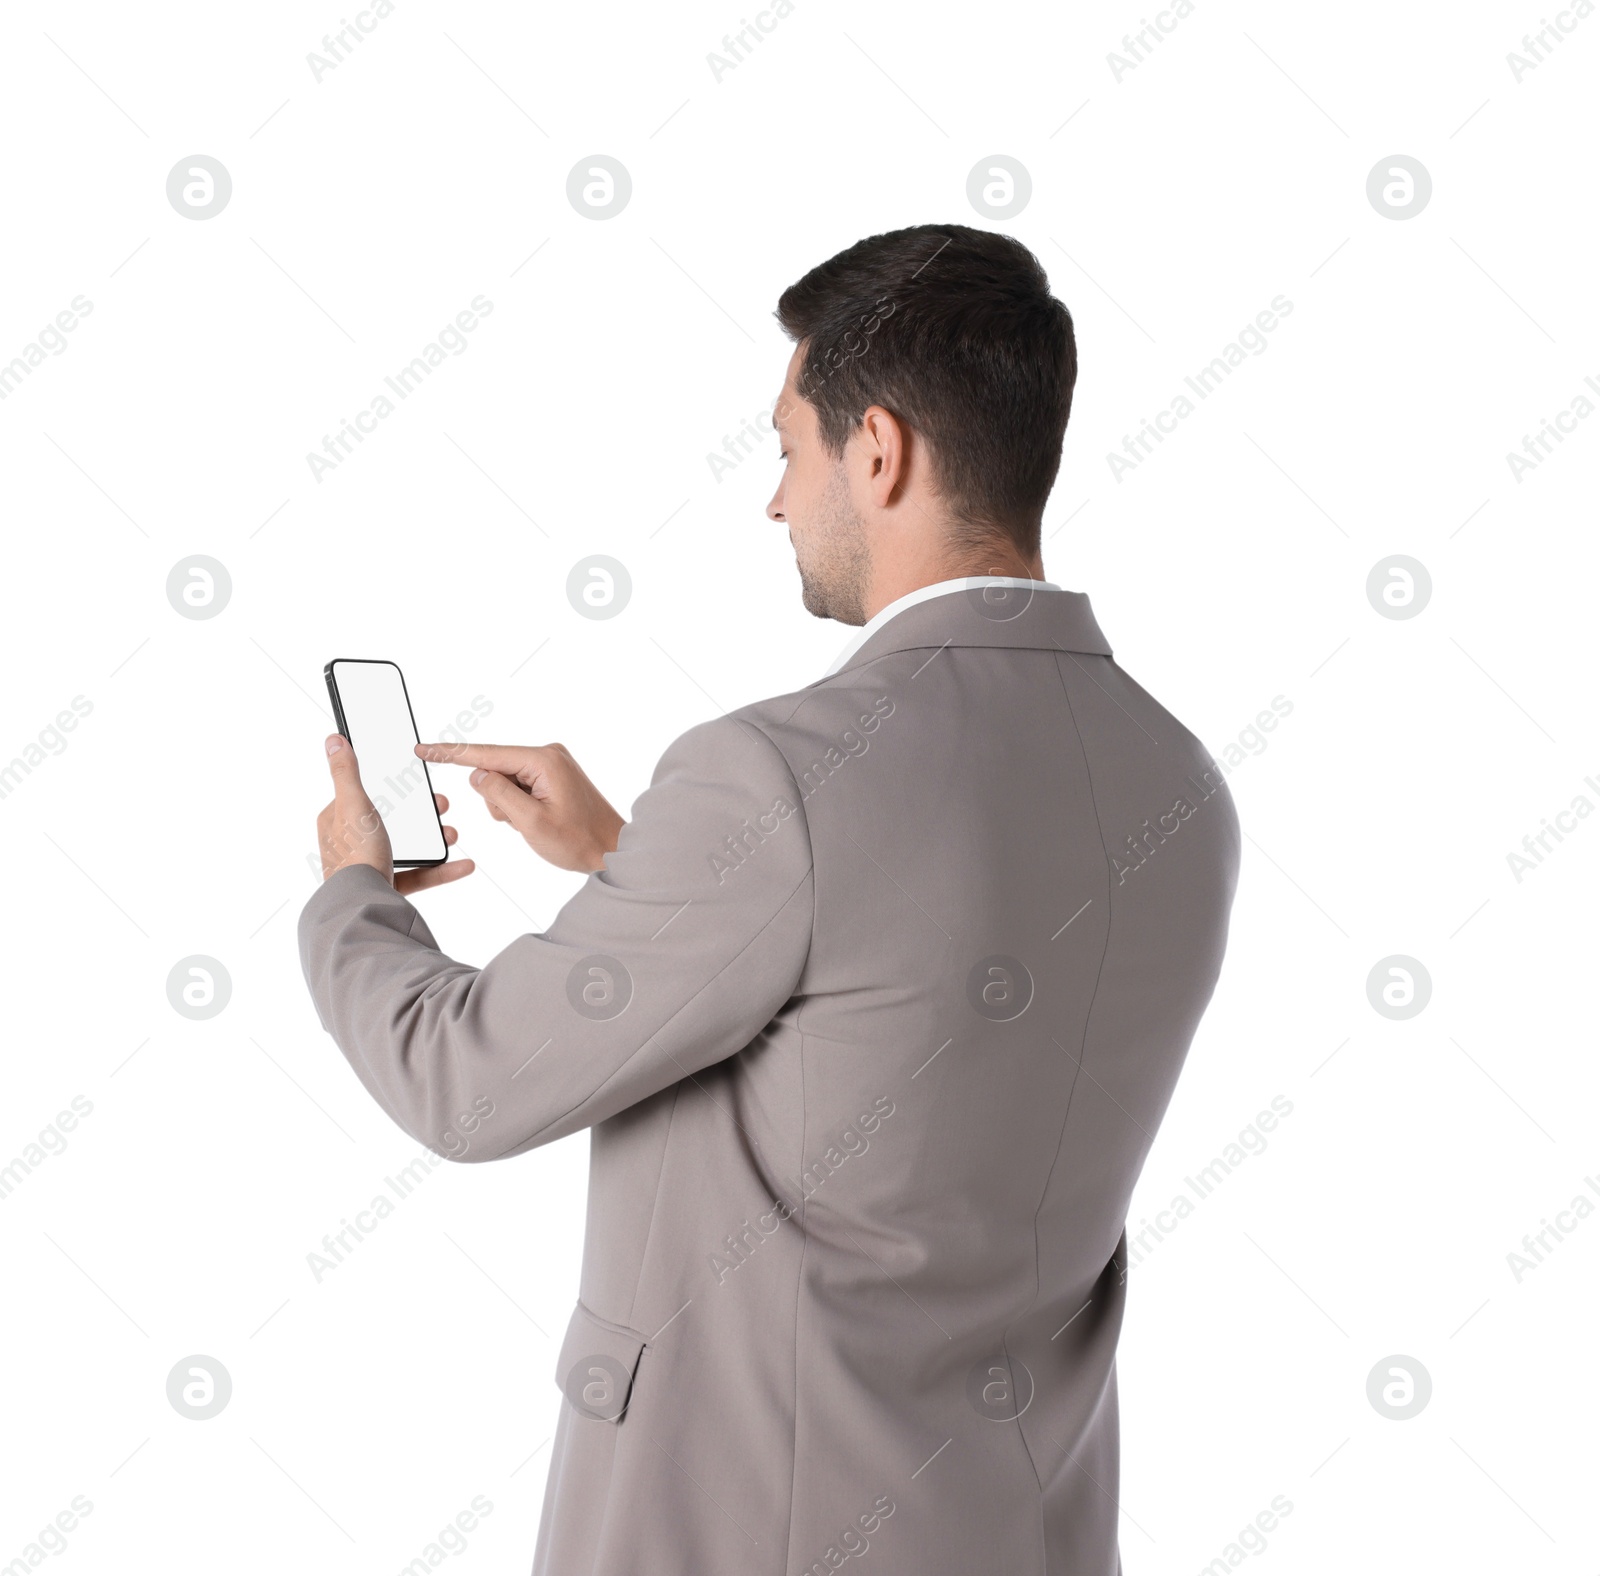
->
768;224;1077;625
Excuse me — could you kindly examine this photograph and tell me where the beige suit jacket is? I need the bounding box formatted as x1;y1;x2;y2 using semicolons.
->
299;585;1240;1575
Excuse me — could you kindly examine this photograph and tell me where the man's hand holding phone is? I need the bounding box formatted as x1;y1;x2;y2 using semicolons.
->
316;735;623;889
317;734;476;894
414;740;624;874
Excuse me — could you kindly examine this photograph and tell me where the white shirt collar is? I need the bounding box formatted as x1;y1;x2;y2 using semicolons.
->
822;576;1062;678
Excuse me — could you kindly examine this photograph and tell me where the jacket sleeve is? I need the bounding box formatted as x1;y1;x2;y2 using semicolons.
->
297;715;814;1162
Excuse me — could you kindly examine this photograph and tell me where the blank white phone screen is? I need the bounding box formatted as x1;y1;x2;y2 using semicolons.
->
329;660;447;864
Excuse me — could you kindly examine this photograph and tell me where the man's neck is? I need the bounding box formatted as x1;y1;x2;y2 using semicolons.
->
861;545;1045;623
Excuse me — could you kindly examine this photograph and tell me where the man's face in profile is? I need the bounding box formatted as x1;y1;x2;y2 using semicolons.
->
767;344;871;627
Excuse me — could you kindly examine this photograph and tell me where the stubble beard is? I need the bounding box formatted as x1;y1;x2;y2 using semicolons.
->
794;465;871;626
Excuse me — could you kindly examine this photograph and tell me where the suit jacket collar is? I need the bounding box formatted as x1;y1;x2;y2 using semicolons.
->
814;583;1111;685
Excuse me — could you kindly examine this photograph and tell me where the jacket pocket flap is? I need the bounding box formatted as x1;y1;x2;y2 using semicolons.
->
555;1302;647;1423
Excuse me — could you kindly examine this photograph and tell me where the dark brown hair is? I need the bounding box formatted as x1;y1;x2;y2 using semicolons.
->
775;224;1076;560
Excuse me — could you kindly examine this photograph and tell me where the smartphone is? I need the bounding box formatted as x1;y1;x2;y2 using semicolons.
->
323;659;448;868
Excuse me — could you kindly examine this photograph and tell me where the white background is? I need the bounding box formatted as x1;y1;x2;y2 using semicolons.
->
1;0;1595;1571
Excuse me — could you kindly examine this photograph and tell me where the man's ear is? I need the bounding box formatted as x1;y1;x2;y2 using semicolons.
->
859;405;907;508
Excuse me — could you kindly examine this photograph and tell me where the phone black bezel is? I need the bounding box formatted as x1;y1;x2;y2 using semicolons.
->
323;658;449;869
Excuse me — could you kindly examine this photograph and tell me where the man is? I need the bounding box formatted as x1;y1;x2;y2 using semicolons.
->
302;224;1240;1575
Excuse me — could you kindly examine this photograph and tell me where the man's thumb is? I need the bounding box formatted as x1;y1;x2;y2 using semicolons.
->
326;734;365;794
471;767;535;826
